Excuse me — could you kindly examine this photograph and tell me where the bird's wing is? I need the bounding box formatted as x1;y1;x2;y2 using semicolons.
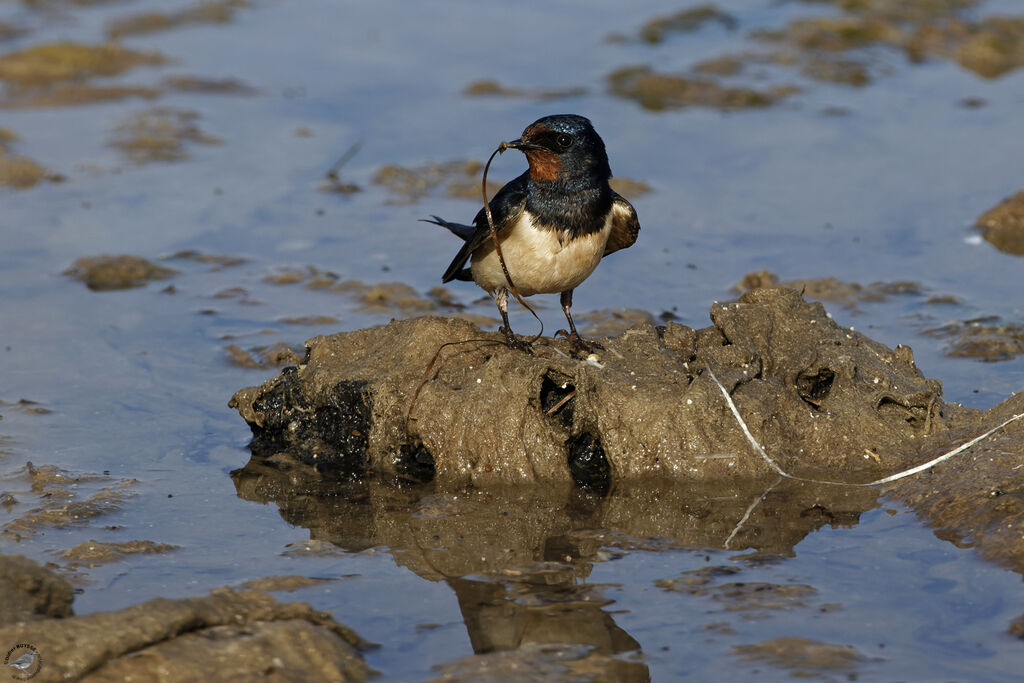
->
441;173;529;283
603;192;640;256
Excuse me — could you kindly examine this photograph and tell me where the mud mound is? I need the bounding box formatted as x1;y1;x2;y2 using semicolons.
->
231;288;968;488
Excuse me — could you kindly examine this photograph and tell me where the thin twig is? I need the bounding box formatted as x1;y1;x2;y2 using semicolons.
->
545;389;577;417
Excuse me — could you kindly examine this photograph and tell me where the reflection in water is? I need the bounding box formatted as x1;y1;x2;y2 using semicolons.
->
232;454;879;674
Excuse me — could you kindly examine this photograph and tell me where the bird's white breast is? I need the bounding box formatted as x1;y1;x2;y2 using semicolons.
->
470;211;612;296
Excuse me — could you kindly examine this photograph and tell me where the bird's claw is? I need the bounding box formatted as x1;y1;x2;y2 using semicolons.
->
499;327;534;354
555;329;603;354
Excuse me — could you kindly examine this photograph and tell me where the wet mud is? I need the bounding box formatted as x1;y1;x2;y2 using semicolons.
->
734;270;927;311
924;318;1024;361
607;0;1024;112
105;0;249;40
0;556;375;683
229;287;1024;624
976;189;1024;256
63;255;177;291
0;127;59;189
110;107;223;164
462;79;587;100
607;65;798;111
231;288;962;487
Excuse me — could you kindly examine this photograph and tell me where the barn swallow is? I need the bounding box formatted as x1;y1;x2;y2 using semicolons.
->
425;114;640;352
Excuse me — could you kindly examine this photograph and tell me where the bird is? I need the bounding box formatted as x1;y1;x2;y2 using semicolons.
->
425;114;640;352
5;650;37;671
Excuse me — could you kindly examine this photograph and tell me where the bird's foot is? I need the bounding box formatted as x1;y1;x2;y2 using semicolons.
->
555;329;603;354
499;327;534;354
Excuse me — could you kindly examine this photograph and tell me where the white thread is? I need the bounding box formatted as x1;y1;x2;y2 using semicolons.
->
705;367;1024;487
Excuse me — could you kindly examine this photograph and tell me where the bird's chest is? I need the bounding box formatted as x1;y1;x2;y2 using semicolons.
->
471;211;612;296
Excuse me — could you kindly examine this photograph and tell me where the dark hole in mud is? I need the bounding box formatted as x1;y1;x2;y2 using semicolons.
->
568;433;610;496
795;367;835;406
247;372;371;477
876;395;924;426
540;372;575;428
398;441;436;484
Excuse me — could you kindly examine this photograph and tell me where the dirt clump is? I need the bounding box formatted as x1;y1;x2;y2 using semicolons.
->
607;65;799;111
0;573;375;682
0;42;165;86
0;554;74;624
60;540;178;570
64;254;177;290
975;189;1024;255
924;317;1024;361
105;0;249;40
110;107;223;164
735;270;925;310
230;288;964;488
0;127;61;189
463;79;586;100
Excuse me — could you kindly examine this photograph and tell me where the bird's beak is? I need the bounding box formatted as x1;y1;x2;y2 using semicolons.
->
504;138;543;152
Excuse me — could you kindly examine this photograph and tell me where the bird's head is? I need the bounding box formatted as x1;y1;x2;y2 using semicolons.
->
505;114;611;184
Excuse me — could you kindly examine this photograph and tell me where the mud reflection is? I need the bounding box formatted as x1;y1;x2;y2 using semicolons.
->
232;457;879;672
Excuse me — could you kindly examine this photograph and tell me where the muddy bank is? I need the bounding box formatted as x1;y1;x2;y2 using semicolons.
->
0;555;375;682
231;288;969;488
228;285;1024;588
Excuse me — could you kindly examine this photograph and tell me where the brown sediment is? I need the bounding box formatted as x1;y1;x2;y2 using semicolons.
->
0;42;165;86
0;127;61;189
110;108;223;164
63;254;178;290
734;270;925;311
161;74;259;95
2;464;137;542
373;159;487;204
60;540;179;569
924;318;1024;361
607;65;798;111
975;190;1024;256
105;0;249;40
0;564;375;682
632;5;738;44
463;79;586;100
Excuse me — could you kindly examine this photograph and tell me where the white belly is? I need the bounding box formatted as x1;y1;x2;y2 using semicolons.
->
470;212;612;296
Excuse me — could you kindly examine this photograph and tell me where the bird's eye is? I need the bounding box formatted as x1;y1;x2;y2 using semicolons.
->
556;134;574;149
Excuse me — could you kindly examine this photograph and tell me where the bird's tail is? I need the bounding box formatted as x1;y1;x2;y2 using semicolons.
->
421;216;475;242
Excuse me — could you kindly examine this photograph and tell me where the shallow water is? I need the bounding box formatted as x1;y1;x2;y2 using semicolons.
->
2;0;1024;679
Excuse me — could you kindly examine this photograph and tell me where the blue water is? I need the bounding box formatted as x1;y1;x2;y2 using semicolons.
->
1;0;1023;679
